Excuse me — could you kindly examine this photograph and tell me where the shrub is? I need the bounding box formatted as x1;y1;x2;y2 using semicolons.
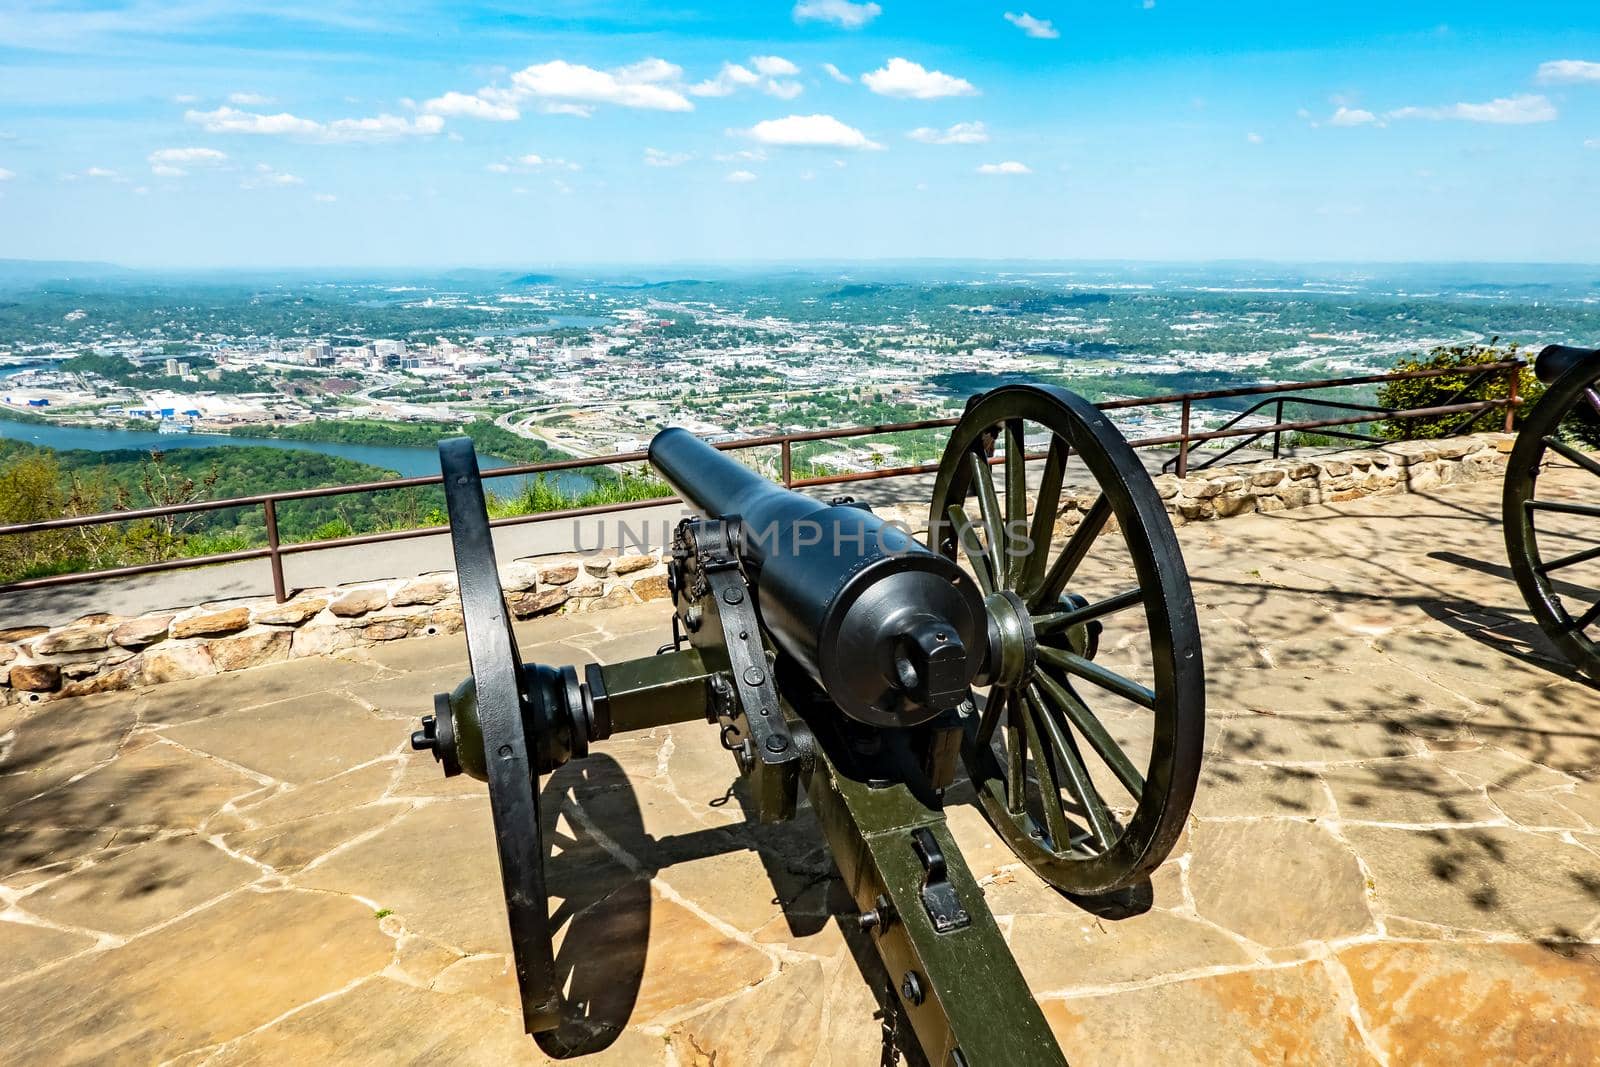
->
1376;341;1537;440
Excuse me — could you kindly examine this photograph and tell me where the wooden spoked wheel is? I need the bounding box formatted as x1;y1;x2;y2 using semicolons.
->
1504;347;1600;683
930;384;1205;896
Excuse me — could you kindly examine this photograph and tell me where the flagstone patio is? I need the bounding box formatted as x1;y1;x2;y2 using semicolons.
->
1;470;1597;1065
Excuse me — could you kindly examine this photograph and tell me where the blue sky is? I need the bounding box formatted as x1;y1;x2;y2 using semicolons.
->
0;1;1597;267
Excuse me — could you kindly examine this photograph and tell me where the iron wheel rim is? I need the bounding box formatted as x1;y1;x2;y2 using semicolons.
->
929;384;1205;895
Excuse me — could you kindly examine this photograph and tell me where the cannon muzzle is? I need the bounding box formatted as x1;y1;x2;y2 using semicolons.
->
649;426;986;726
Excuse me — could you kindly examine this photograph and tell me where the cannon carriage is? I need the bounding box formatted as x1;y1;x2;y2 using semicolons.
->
1503;344;1600;682
408;384;1206;1064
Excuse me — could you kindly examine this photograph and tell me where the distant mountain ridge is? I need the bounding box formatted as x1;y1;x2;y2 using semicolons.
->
0;259;135;287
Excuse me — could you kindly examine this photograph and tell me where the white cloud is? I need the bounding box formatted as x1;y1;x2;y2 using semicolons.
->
241;165;304;188
862;58;978;100
1387;94;1556;125
715;148;768;163
83;166;120;178
0;168;14;181
1246;131;1264;144
1328;106;1377;127
726;169;758;183
1004;12;1059;39
752;56;800;77
977;160;1030;174
485;162;512;173
1537;60;1600;84
147;146;227;177
541;102;595;118
908;121;989;144
186;106;444;142
228;91;273;106
692;58;804;100
644;147;692;167
494;58;693;113
822;62;852;85
793;0;881;29
743;114;882;149
421;91;520;121
173;93;199;104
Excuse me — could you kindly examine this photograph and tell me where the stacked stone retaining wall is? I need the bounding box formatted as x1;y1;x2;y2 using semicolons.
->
0;433;1510;704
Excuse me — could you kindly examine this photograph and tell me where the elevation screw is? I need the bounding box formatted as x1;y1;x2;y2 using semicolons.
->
900;971;925;1007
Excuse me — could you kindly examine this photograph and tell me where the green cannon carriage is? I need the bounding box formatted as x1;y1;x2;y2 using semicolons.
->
408;384;1207;1064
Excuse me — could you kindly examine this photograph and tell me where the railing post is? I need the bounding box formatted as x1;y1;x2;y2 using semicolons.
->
781;439;793;487
263;499;286;603
1504;363;1520;434
1272;398;1284;459
1176;399;1191;479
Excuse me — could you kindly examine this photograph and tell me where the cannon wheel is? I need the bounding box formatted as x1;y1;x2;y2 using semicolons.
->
438;438;565;1036
930;385;1205;896
1504;355;1600;682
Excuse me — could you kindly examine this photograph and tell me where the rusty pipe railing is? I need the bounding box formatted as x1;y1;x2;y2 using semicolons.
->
0;359;1524;602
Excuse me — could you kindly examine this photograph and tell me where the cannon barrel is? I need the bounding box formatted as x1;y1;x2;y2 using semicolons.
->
1534;344;1600;386
649;427;986;726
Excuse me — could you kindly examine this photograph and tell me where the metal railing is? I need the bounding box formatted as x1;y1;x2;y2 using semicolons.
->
0;359;1523;602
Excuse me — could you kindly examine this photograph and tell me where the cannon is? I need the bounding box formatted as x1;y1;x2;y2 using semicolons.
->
408;384;1206;1063
1504;344;1600;681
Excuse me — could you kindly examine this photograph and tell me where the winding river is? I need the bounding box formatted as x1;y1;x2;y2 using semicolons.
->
0;419;597;495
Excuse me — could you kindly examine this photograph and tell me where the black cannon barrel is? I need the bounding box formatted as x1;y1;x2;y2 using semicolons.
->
1535;344;1600;387
649;427;986;727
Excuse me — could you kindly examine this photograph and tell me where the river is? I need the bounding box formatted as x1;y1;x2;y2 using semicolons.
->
0;419;597;495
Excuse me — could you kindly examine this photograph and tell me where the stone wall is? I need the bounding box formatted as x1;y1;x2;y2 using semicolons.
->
1;551;670;704
0;433;1510;704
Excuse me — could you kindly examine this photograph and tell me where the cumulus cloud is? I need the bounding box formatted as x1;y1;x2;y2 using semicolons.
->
228;92;273;106
743;113;882;149
726;169;758;183
692;58;803;100
1004;12;1059;39
421;91;520;121
793;0;881;29
1537;59;1600;84
241;164;304;188
907;121;989;144
1328;106;1378;127
0;168;14;181
489;58;694;113
186;106;444;142
822;62;852;84
644;147;692;167
862;58;978;99
147;146;228;175
1387;94;1556;125
977;160;1030;174
1246;131;1264;144
82;166;122;179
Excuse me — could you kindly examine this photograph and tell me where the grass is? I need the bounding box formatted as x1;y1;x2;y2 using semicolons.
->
485;468;673;519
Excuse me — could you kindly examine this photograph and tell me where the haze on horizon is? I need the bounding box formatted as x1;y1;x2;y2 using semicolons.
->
1;1;1597;269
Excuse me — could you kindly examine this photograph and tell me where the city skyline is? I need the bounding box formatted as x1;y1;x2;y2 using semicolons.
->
1;1;1598;267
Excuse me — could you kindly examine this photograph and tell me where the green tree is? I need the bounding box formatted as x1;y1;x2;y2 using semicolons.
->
1376;341;1536;440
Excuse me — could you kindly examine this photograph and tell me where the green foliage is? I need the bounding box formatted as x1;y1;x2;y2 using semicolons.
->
485;468;671;519
231;417;568;464
1375;341;1534;440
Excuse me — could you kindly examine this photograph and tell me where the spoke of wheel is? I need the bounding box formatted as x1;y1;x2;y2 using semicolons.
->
1539;542;1600;574
1020;687;1075;852
946;503;996;595
1033;587;1144;636
968;449;1006;589
1032;494;1112;609
1036;645;1157;710
1003;419;1027;588
1018;436;1067;598
976;686;1008;746
1034;670;1146;799
1544;436;1600;480
1571;599;1600;634
1004;690;1027;815
1528;500;1600;520
1026;685;1114;849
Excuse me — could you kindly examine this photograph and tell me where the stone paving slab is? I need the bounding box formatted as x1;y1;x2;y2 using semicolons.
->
1;472;1598;1064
